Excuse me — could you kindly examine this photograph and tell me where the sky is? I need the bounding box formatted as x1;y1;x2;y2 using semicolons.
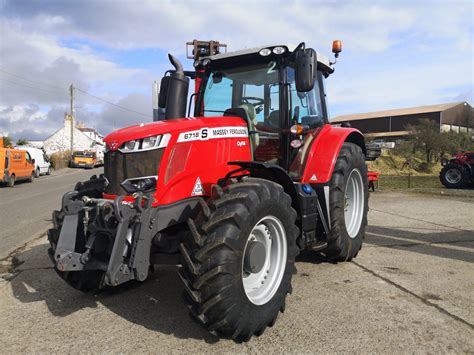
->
0;0;473;141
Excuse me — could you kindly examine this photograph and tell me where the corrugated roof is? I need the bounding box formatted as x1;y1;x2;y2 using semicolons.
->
332;102;467;122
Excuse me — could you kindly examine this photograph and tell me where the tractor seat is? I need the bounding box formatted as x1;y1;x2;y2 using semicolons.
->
224;104;260;153
266;110;280;129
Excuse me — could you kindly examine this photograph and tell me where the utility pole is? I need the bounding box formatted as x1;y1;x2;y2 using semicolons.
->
69;83;74;157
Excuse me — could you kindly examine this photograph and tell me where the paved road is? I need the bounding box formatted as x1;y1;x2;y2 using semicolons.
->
0;167;103;259
0;191;473;352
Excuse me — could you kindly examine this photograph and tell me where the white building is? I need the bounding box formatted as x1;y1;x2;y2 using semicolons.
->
43;114;104;157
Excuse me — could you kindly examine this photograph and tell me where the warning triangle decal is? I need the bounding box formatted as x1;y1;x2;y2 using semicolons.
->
192;177;204;196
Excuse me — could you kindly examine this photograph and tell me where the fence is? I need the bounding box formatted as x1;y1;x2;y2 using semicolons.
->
377;175;442;189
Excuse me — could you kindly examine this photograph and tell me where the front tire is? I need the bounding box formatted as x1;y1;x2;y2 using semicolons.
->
323;143;368;261
180;178;299;341
35;168;40;178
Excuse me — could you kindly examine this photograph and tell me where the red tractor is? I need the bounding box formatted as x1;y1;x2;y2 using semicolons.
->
48;40;368;341
439;151;474;188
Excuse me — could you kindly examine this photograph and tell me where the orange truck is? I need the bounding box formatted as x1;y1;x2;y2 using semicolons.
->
0;137;36;187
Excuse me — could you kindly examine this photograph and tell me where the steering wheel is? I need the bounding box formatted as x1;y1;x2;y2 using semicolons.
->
242;97;264;106
242;97;265;114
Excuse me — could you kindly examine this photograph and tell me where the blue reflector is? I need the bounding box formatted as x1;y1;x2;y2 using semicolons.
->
302;184;313;194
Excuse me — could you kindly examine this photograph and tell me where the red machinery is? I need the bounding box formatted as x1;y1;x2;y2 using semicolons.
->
368;171;380;191
48;40;368;341
439;151;474;188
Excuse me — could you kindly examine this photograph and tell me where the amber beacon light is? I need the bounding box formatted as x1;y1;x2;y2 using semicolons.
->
332;40;342;57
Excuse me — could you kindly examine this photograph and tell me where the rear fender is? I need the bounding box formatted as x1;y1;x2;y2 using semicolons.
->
301;124;366;184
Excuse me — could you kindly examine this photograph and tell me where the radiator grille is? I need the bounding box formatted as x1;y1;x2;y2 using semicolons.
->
104;149;164;195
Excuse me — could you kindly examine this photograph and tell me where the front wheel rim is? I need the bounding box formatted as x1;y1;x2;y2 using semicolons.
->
242;216;287;306
344;169;365;239
445;168;461;184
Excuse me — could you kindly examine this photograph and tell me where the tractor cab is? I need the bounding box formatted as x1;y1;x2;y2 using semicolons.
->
160;41;340;177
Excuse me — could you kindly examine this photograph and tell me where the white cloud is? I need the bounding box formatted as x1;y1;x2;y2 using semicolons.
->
2;1;471;54
0;0;472;139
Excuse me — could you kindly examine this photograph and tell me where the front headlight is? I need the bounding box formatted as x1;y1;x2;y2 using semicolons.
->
124;140;138;151
142;135;160;149
120;135;164;153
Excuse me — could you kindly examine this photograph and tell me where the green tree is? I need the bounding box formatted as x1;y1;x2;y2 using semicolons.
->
404;120;474;164
16;138;29;146
406;120;441;163
2;136;13;147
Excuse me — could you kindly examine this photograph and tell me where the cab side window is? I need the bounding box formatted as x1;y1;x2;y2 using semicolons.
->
287;67;324;128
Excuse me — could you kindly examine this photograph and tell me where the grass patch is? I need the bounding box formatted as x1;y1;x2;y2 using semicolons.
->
376;175;442;190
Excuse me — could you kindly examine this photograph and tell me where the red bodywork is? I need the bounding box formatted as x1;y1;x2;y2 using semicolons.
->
105;116;252;205
448;151;474;166
368;171;380;191
104;116;365;205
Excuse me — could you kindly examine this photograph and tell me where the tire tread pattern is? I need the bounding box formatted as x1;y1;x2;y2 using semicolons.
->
180;177;299;341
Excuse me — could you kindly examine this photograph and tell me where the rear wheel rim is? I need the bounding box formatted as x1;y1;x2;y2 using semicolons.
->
344;169;365;239
445;168;461;184
242;216;287;306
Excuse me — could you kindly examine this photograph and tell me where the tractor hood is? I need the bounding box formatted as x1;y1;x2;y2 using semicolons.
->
104;116;247;151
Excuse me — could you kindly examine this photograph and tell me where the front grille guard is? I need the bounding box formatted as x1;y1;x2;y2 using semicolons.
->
52;174;205;287
54;188;157;287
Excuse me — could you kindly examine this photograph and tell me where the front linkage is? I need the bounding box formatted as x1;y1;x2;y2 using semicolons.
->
48;175;203;290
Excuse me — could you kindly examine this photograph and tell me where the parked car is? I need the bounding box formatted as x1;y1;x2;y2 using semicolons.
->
365;140;382;161
0;147;35;187
16;146;51;177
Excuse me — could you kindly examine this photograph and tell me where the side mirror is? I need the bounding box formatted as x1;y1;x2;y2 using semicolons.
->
295;48;317;92
31;158;35;164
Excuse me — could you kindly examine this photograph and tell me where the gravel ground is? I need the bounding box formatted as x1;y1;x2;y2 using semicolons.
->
0;191;473;353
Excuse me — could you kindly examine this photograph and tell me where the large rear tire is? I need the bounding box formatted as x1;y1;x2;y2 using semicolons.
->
180;178;299;341
439;164;467;188
323;142;368;262
47;210;105;293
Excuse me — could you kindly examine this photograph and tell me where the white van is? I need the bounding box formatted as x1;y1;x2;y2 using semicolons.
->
16;146;51;177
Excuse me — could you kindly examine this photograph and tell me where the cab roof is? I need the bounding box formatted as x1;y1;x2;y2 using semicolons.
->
202;44;333;74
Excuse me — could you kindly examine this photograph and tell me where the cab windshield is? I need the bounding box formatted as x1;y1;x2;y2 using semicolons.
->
202;62;281;129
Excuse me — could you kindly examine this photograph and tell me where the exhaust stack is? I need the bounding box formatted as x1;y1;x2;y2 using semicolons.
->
164;54;189;120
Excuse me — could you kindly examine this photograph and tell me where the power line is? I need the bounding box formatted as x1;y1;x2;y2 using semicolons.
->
0;68;66;91
0;77;68;97
75;87;152;118
0;67;153;118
